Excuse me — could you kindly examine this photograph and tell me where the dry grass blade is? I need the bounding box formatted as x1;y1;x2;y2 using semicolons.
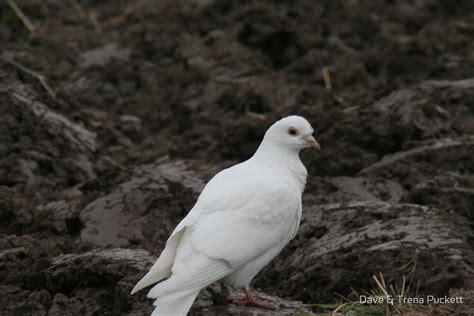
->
389;284;396;298
6;0;35;32
331;302;346;316
322;66;332;91
245;111;267;120
109;0;148;27
0;57;57;100
69;0;102;33
401;276;406;298
103;156;126;170
379;272;387;290
68;0;88;20
89;11;103;34
372;275;390;298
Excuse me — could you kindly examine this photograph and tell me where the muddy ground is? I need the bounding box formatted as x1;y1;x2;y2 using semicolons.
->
1;0;473;315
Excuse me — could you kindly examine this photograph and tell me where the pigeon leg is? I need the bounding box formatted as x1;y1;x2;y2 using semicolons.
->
243;289;276;310
227;287;276;310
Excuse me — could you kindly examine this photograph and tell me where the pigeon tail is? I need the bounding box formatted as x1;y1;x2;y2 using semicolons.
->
131;229;186;295
151;290;199;316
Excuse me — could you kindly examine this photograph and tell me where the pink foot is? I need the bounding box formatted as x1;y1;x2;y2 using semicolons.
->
227;288;276;310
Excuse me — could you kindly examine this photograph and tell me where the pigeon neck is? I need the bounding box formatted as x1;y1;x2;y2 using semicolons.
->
252;142;308;190
253;142;298;160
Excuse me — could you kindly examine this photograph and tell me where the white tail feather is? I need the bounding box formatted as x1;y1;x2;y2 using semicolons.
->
150;290;200;316
131;229;186;295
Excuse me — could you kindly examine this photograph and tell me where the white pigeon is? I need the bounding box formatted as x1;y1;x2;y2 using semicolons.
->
131;115;320;316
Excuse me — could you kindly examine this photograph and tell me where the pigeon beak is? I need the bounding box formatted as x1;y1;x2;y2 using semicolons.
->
305;135;320;151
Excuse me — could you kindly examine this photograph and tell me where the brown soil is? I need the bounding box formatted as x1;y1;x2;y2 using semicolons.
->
1;0;473;315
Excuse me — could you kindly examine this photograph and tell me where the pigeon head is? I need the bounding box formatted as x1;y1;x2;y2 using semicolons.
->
262;115;320;152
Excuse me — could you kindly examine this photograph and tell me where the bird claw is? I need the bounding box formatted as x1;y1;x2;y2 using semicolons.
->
227;295;276;310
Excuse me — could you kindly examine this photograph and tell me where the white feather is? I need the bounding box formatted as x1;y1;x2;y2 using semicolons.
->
150;290;199;316
130;229;185;294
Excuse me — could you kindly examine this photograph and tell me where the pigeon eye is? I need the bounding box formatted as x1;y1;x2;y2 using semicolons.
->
288;127;298;136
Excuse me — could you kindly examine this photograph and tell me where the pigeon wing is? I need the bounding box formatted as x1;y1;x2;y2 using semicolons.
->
190;177;300;268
